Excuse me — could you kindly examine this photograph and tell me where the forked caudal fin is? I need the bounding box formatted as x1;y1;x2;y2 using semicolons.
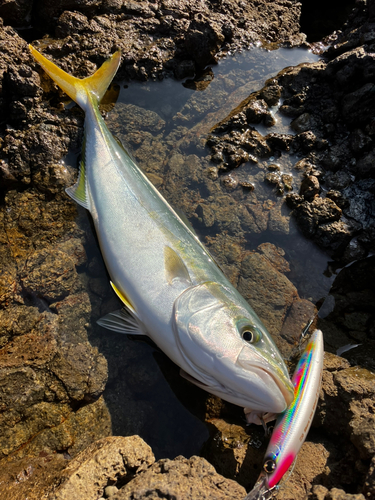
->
28;45;121;110
29;46;122;211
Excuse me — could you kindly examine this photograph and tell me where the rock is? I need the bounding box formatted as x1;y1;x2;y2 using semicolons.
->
245;99;269;124
259;82;282;106
0;0;33;26
184;20;225;69
202;418;266;489
238;252;298;338
112;455;246;499
104;485;119;497
50;436;154;500
313;486;366;499
266;133;293;151
323;488;365;500
342;83;375;126
0;453;68;500
343;180;375;229
350;414;375;460
174;59;196;80
291;112;313;133
355;150;375;179
349;128;372;153
323;171;353;191
50;342;108;401
314;220;353;254
363;456;375;499
293;130;319;152
257;242;290;273
221;173;239;191
300;175;320;200
318;360;375;462
279;298;316;353
21;248;79;303
293;197;342;237
326;190;349;210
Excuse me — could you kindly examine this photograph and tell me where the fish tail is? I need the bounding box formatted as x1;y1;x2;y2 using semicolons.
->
28;45;121;111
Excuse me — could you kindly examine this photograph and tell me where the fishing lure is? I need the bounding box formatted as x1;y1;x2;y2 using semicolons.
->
244;329;324;500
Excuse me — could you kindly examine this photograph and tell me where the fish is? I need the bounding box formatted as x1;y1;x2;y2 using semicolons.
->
29;45;294;423
244;329;324;499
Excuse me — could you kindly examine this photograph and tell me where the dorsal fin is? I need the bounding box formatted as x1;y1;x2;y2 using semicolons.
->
164;246;191;285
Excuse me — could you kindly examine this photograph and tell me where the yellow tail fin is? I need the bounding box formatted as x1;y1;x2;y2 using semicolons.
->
29;45;121;109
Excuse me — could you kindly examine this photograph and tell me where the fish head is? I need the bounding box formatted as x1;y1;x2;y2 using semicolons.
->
173;281;294;414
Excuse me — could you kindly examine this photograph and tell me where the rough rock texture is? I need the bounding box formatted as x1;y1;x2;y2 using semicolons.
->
50;435;155;500
0;453;69;500
112;455;246;499
1;1;305;82
0;22;110;465
0;0;375;499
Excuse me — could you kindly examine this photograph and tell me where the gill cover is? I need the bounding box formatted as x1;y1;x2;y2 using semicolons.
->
172;281;293;414
173;281;244;384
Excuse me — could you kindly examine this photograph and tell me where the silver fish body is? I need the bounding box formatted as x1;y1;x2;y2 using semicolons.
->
29;46;294;419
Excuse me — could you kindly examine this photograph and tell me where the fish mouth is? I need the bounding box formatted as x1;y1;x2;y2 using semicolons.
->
255;365;294;410
236;348;294;411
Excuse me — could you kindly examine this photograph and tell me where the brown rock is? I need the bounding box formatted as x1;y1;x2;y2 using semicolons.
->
113;455;246;499
279;298;317;352
238;252;298;338
50;436;154;500
300;175;320;200
0;453;68;500
202;418;265;489
257;242;290;273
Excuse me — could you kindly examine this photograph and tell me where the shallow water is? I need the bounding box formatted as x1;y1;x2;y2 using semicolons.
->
82;45;337;460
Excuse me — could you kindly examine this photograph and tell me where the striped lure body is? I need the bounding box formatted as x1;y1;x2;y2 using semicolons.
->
245;329;324;499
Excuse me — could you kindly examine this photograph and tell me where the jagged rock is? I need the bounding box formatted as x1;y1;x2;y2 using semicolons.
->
112;455;246;499
50;436;155;500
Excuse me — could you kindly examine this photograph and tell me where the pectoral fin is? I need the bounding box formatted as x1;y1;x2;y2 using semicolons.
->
164;246;192;285
97;309;146;335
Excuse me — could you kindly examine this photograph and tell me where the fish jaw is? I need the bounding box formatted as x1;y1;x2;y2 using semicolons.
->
236;345;295;413
173;281;294;414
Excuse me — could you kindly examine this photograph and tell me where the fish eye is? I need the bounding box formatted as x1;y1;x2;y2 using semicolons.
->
239;324;261;343
242;330;254;342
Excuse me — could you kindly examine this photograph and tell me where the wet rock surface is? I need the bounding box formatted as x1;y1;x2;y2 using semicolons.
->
0;0;375;499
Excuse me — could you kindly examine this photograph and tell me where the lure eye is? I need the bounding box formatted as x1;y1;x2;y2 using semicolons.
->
264;458;276;474
239;324;261;343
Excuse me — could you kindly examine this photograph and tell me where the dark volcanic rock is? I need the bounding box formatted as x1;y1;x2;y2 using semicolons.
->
23;0;305;83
